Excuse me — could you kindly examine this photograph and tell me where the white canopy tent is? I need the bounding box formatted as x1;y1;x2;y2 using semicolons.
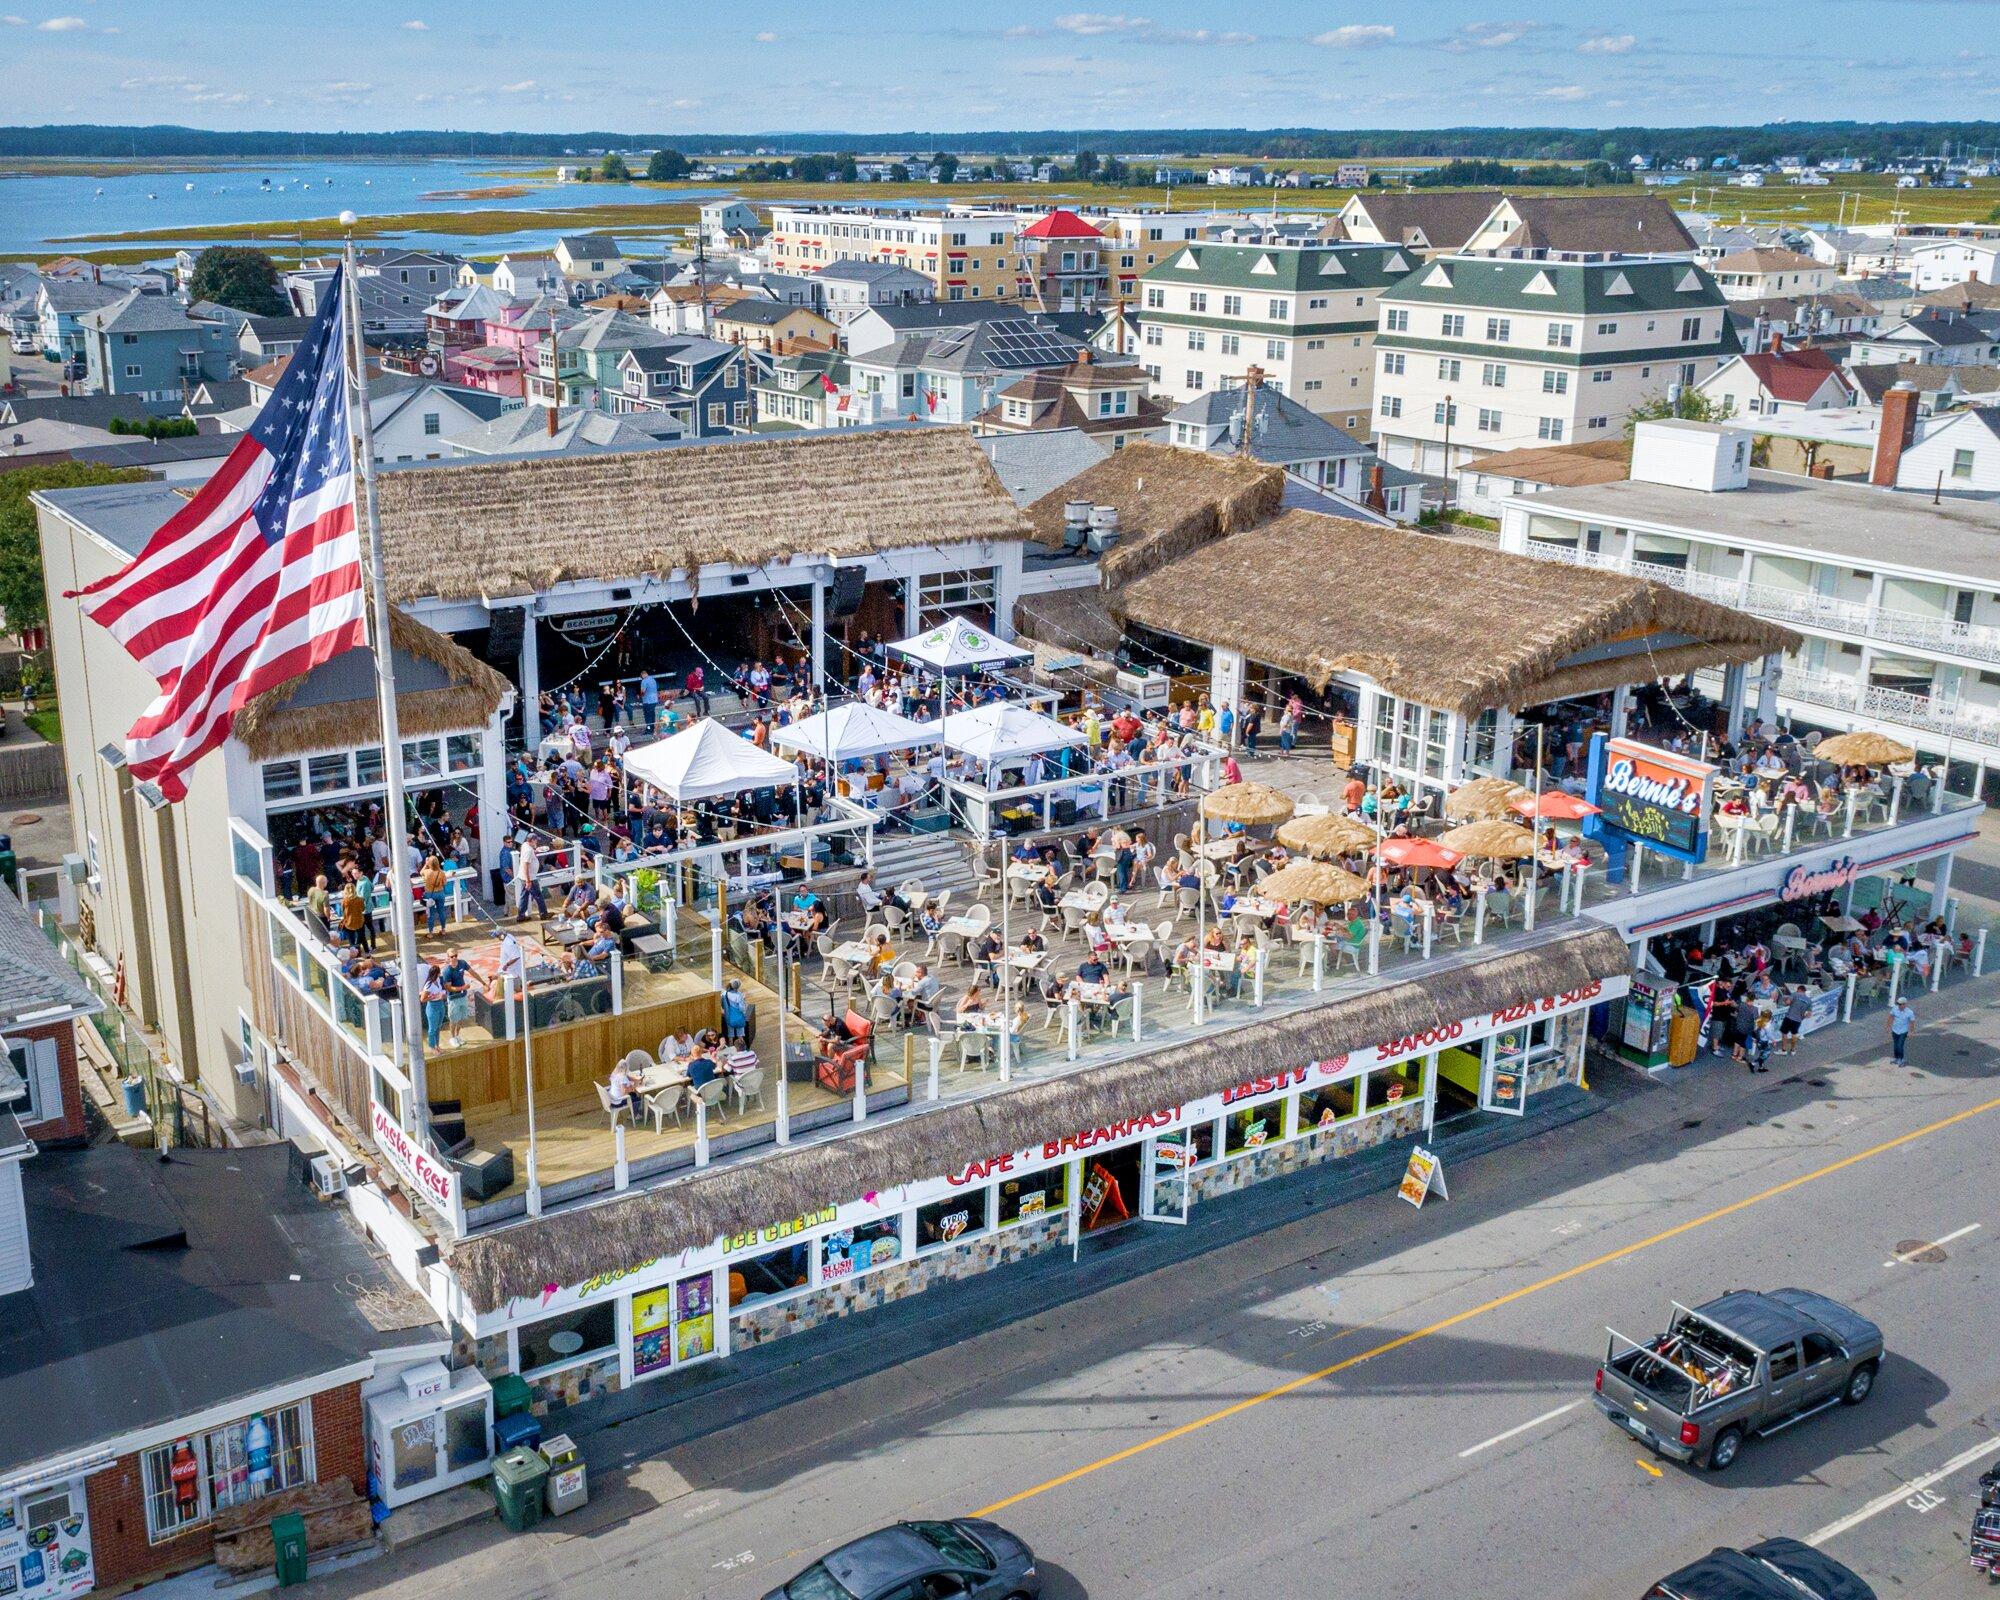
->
623;718;798;803
768;702;942;763
938;700;1086;766
890;620;1032;674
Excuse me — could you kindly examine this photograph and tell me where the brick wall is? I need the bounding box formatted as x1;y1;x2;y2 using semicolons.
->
19;1021;86;1147
82;1381;367;1593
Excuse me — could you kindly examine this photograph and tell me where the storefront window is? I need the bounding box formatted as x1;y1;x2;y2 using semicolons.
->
998;1165;1067;1226
1363;1057;1425;1114
1298;1079;1358;1131
728;1241;811;1310
517;1302;617;1373
141;1402;311;1542
1186;1118;1219;1166
261;761;303;803
308;752;351;794
355;747;385;787
446;734;481;774
916;1190;990;1253
819;1218;903;1280
401;739;442;780
1225;1100;1285;1156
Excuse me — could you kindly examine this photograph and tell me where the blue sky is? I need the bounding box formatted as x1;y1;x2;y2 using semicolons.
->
2;0;1993;134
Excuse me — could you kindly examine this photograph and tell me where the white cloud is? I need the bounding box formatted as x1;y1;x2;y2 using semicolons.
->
1161;26;1256;43
497;78;537;92
1054;12;1152;35
1454;20;1533;47
1537;82;1588;99
37;15;87;28
1578;31;1635;52
401;18;428;28
754;28;777;40
1312;23;1395;47
0;14;27;22
1001;22;1041;35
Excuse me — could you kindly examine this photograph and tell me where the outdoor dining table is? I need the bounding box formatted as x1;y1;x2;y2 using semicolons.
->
1197;838;1242;861
1003;949;1049;972
1198;948;1237;971
1820;914;1866;934
1006;862;1048;882
1058;890;1097;911
1229;896;1282;920
828;940;872;966
1104;922;1151;944
943;914;984;938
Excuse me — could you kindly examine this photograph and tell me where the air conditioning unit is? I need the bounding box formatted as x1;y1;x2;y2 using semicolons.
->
232;1059;259;1086
60;854;87;884
310;1154;347;1198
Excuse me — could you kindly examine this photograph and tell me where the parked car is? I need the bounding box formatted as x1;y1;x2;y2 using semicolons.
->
1595;1289;1883;1471
1644;1537;1875;1599
762;1519;1040;1600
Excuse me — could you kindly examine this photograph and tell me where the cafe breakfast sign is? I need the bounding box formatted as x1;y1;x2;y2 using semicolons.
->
1588;735;1715;863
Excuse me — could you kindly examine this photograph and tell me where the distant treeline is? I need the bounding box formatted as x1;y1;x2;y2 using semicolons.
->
1410;159;1631;187
3;121;1997;166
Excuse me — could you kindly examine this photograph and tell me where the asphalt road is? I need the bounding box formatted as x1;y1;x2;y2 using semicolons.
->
311;976;2000;1600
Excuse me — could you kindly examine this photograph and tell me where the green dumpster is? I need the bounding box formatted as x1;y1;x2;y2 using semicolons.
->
491;1446;548;1533
490;1373;533;1420
271;1512;308;1588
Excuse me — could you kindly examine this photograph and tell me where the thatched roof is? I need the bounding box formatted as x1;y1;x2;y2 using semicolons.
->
233;608;511;760
445;923;1633;1313
1012;585;1123;656
1024;442;1284;589
1112;510;1800;716
1276;813;1376;859
372;427;1032;604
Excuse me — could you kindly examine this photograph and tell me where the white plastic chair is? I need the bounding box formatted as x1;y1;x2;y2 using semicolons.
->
695;1076;729;1123
730;1067;767;1114
596;1081;632;1128
645;1083;687;1133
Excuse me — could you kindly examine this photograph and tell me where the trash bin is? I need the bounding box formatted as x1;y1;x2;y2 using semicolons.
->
0;836;17;892
491;1446;548;1533
539;1434;587;1516
120;1076;147;1119
494;1408;542;1454
271;1512;309;1588
491;1373;533;1420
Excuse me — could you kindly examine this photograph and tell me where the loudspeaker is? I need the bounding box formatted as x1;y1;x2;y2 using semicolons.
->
828;566;867;618
488;606;525;658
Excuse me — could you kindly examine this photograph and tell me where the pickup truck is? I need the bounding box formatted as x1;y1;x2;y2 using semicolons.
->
1595;1289;1883;1472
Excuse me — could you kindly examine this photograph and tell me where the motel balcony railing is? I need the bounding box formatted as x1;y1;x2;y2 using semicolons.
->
1522;540;2000;667
1775;666;2000;754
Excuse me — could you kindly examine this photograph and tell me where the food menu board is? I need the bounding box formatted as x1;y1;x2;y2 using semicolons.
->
632;1273;718;1377
0;1485;92;1600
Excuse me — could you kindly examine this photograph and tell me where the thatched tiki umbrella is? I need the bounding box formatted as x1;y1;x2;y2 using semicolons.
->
1444;775;1532;822
1259;860;1370;907
1813;731;1916;768
1200;781;1296;828
1276;812;1376;860
1437;819;1536;860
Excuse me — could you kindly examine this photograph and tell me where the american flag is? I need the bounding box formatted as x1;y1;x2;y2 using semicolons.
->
69;267;367;801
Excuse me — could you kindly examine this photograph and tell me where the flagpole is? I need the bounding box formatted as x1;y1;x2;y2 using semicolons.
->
341;232;432;1138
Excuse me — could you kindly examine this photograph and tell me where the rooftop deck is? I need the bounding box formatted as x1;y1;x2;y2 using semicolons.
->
240;747;1986;1238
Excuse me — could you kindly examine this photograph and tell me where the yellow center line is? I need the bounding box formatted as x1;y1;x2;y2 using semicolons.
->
973;1091;2000;1519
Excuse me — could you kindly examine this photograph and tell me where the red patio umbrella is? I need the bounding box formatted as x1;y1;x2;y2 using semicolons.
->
1377;836;1464;870
1510;791;1603;822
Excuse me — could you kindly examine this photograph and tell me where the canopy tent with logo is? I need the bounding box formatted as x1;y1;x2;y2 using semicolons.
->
769;702;942;763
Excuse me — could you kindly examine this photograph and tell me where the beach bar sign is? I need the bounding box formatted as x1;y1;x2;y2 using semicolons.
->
1589;736;1716;863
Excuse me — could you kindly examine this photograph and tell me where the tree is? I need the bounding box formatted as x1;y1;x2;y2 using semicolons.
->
600;152;631;181
888;162;910;183
645;148;690;182
1075;148;1099;179
0;464;150;636
186;246;286;317
932;151;958;183
836;153;859;184
1624;388;1725;433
